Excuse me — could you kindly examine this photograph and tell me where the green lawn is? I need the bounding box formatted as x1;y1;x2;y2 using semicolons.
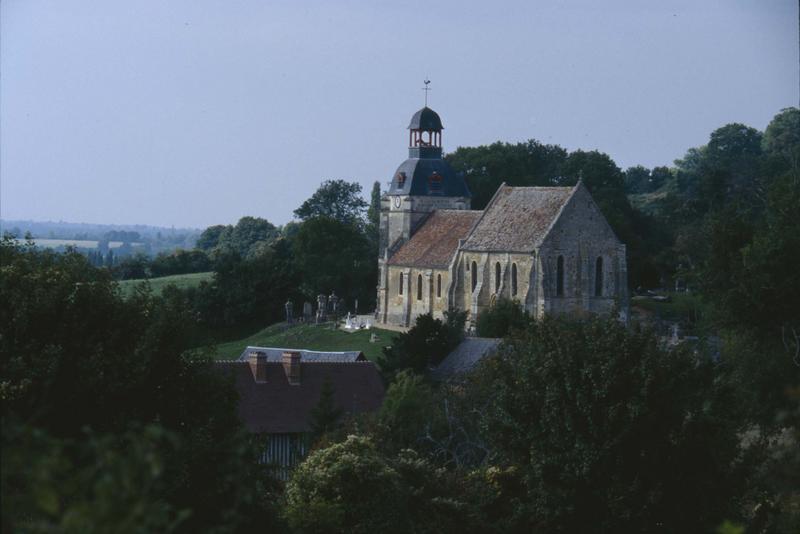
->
211;322;396;361
117;271;214;298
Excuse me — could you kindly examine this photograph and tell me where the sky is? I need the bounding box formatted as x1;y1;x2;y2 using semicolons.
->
1;0;797;228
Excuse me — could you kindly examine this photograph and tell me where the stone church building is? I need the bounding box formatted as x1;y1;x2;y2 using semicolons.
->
376;106;628;328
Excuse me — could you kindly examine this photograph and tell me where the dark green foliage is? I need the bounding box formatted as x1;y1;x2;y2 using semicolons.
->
309;377;343;444
0;239;281;532
448;142;667;288
114;252;151;279
475;298;530;338
185;239;300;329
446;140;567;210
284;435;481;534
624;165;671;194
1;421;187;533
293;179;368;226
378;311;466;378
196;224;228;251
374;371;439;454
291;216;376;309
149;249;211;277
196;217;279;259
475;315;744;532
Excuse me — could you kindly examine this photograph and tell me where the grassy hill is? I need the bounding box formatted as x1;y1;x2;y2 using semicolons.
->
117;271;214;298
211;322;396;361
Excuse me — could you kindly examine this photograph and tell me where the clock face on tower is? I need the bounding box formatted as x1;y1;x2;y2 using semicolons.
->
393;196;401;208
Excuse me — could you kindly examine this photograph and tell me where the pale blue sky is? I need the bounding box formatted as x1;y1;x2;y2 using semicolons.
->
1;0;797;228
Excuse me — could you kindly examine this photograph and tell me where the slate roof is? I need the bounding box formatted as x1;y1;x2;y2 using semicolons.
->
237;346;365;363
430;337;501;381
388;157;471;197
388;210;482;268
408;106;443;130
460;184;575;252
215;361;385;434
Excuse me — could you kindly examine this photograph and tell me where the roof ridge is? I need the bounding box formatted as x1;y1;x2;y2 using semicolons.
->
461;182;507;245
245;345;361;355
535;181;583;248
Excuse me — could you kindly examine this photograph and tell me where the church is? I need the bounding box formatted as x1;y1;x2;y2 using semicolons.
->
376;106;628;328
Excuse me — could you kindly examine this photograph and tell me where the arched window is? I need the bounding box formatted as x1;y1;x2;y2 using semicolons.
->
417;274;423;301
495;262;501;293
399;273;404;295
595;257;603;297
556;256;564;296
436;274;442;298
471;261;477;292
511;263;518;297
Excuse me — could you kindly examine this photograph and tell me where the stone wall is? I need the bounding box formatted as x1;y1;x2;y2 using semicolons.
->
538;184;628;318
383;265;451;326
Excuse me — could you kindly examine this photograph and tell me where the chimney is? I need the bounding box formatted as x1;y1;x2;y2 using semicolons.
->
248;351;268;383
282;351;301;385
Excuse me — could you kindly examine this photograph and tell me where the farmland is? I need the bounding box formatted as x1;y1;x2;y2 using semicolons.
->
117;271;214;298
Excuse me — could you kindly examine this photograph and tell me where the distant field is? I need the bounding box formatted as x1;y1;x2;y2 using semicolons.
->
211;322;396;361
15;238;143;249
117;271;214;297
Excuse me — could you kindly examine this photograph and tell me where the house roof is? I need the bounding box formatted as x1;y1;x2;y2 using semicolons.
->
237;346;365;363
388;209;482;268
215;361;385;434
460;184;575;252
430;337;501;381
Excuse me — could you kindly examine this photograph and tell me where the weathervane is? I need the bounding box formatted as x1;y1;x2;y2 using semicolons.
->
422;79;431;107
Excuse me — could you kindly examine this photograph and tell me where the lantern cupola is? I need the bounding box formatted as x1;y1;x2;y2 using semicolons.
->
408;106;443;158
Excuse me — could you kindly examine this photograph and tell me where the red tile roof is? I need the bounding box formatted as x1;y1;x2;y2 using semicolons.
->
216;361;385;434
388;210;481;268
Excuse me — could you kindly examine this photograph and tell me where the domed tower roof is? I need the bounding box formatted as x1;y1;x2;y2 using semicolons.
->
407;107;443;131
387;106;470;198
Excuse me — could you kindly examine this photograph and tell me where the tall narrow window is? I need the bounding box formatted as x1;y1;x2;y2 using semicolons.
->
417;274;423;301
511;263;518;297
436;274;442;298
556;256;564;296
399;273;404;295
471;261;477;292
595;257;603;297
495;262;501;293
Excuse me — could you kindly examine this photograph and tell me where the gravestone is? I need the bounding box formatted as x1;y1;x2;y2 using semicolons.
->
285;299;294;324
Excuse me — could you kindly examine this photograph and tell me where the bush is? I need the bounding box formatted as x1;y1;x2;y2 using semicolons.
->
475;298;530;338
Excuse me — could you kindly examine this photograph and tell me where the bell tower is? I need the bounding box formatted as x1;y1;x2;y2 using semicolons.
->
375;98;471;321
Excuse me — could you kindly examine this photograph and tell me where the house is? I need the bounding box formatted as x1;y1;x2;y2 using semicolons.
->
217;350;384;478
236;346;367;363
376;106;628;328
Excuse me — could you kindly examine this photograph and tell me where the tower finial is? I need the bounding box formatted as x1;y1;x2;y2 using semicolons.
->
422;79;431;107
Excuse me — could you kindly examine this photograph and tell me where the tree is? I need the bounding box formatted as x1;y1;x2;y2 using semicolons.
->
475;298;530;338
763;107;800;180
308;378;343;444
378;311;466;378
291;216;376;308
475;314;744;532
284;435;476;534
0;238;281;532
446;140;567;210
366;181;382;248
375;371;439;454
294;179;368;226
196;224;227;251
